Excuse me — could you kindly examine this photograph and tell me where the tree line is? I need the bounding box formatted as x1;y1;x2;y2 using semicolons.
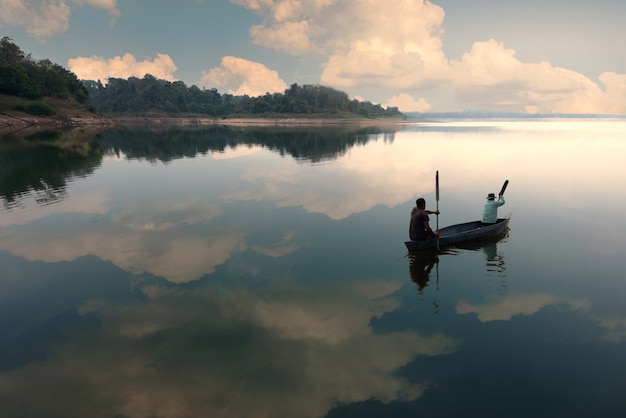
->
0;37;403;118
85;76;403;118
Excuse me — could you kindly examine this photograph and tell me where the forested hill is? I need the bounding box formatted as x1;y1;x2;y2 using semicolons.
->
1;37;403;119
0;37;88;105
0;37;107;130
84;77;404;118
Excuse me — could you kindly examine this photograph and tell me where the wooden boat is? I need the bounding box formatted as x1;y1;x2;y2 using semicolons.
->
405;217;510;251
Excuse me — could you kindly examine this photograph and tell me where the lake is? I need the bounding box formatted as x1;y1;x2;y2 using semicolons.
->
1;120;625;417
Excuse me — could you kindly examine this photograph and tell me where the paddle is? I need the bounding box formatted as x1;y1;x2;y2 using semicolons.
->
499;179;509;196
436;171;440;250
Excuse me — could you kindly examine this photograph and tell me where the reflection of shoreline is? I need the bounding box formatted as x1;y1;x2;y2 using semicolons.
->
112;116;416;127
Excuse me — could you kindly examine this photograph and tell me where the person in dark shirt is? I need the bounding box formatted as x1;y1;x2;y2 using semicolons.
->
409;198;439;240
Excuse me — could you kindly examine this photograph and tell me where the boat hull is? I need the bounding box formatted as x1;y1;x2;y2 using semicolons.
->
405;217;510;251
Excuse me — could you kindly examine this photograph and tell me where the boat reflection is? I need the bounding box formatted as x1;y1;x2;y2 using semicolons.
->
408;230;510;307
452;231;509;281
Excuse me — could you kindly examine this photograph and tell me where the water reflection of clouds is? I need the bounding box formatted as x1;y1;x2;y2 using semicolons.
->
210;144;264;160
595;317;626;342
456;293;590;322
0;198;246;284
224;138;438;220
0;189;111;227
112;198;223;230
219;127;626;222
251;230;299;257
0;280;460;418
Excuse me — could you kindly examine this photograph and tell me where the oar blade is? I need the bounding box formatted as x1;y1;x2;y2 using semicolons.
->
499;179;509;195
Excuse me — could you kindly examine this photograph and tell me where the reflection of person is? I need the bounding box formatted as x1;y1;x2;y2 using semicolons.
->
409;252;438;293
409;198;440;240
481;193;505;224
483;242;506;275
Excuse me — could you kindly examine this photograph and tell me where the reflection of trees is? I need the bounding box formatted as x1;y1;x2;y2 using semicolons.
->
100;125;400;163
0;130;103;208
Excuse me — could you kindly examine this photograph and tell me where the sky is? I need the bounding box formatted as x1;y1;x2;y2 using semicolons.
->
2;0;626;114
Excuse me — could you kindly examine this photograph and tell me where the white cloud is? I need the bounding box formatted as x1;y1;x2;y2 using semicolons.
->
250;20;322;55
0;0;119;39
68;53;178;82
234;0;626;114
385;93;431;112
448;39;610;114
200;56;288;96
0;0;72;39
71;0;120;19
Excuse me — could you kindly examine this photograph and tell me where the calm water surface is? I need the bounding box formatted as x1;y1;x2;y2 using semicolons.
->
1;121;625;417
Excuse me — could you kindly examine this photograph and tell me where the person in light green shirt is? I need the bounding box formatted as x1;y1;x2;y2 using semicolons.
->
482;193;505;224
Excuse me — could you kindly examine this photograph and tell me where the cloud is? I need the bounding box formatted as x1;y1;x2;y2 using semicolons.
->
68;53;178;82
233;0;450;89
0;0;72;39
71;0;120;21
456;293;590;322
447;39;613;114
200;56;288;96
385;93;431;112
234;0;626;114
0;0;120;39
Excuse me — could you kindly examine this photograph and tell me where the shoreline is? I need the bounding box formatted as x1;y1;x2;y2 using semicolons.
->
1;113;424;136
0;112;115;136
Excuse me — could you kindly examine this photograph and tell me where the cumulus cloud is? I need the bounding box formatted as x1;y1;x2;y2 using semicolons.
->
233;0;626;114
0;0;120;39
447;39;614;114
68;53;178;82
385;93;431;112
0;0;72;39
200;56;288;96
